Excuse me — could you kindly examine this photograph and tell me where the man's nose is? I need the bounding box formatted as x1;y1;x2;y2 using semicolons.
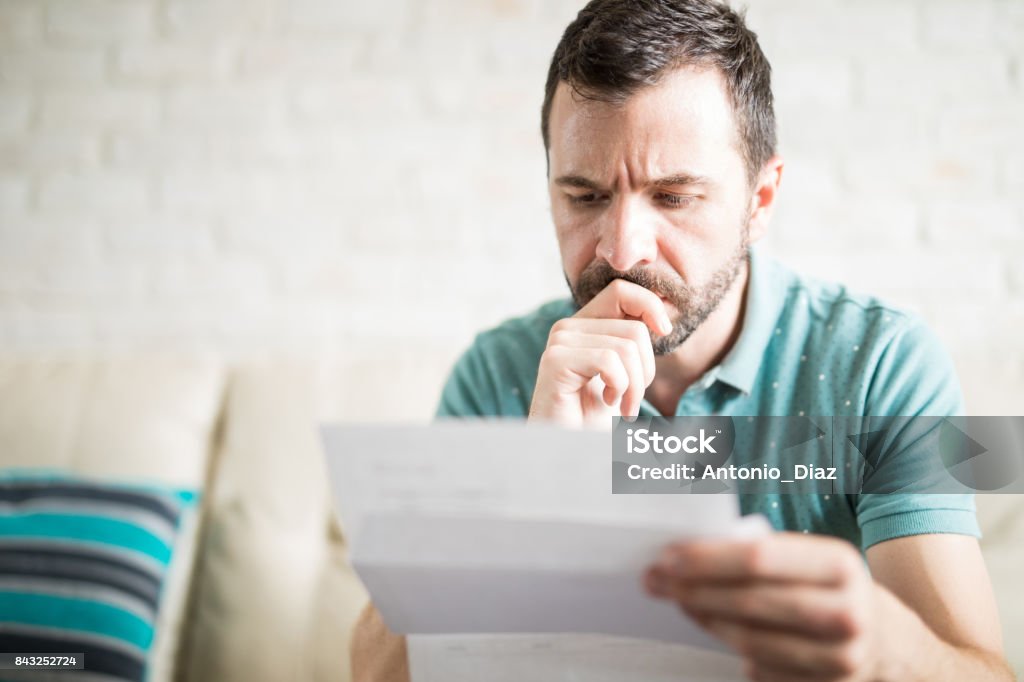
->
595;194;658;273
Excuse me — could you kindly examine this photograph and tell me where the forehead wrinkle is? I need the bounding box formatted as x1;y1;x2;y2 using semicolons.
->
549;66;743;189
559;104;698;189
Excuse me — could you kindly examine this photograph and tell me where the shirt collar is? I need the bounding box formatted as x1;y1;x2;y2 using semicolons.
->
713;245;787;395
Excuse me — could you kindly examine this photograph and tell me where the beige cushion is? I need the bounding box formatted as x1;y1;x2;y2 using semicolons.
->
0;354;225;682
0;355;224;487
181;361;367;682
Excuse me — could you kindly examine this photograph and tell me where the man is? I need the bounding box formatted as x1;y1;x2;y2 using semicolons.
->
353;0;1012;680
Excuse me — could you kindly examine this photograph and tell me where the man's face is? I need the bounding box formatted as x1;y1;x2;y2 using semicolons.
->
547;66;758;354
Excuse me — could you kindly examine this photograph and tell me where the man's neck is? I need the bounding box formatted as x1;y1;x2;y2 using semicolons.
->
645;260;750;416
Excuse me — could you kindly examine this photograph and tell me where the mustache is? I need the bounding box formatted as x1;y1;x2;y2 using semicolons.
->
572;261;690;308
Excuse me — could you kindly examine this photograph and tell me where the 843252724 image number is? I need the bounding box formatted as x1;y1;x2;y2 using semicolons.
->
0;653;85;670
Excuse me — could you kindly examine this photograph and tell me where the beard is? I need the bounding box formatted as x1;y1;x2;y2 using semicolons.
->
569;227;750;356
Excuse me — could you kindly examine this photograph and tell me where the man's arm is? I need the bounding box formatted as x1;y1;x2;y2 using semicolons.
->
865;533;1010;680
350;603;410;682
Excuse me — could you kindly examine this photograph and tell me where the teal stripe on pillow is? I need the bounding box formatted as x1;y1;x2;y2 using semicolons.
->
0;591;153;650
0;474;197;681
0;514;174;563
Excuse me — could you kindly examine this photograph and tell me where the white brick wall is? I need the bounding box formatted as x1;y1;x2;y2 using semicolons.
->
1;0;1022;416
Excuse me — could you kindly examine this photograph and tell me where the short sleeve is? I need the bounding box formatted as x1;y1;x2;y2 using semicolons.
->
436;341;499;418
433;299;572;420
855;316;980;550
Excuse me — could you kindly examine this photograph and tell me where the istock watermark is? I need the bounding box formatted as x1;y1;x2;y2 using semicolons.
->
611;416;1024;494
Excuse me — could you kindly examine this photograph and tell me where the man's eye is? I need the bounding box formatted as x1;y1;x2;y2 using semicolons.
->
657;193;695;208
568;193;603;205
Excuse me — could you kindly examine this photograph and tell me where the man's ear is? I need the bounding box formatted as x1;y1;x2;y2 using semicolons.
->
747;155;784;243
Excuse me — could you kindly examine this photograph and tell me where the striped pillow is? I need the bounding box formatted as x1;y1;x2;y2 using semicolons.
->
0;474;196;681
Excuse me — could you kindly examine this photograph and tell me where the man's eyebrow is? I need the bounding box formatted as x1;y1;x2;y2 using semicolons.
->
651;173;709;187
553;173;709;190
553;175;603;190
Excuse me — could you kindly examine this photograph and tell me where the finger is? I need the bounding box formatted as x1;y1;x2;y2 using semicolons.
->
703;618;868;678
551;318;655;385
743;663;819;682
753;667;823;675
654;533;864;586
546;331;647;416
577;279;673;336
544;345;630;407
670;583;864;640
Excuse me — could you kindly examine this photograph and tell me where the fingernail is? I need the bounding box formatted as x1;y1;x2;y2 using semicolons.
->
707;619;741;642
654;548;676;570
646;571;669;596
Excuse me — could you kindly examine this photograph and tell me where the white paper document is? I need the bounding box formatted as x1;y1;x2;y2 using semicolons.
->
322;421;770;681
406;634;748;682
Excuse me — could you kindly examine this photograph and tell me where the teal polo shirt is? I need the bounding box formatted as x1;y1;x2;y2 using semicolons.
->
436;247;980;551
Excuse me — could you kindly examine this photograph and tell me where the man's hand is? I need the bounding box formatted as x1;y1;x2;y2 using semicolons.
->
643;533;1012;682
646;533;884;681
529;279;673;428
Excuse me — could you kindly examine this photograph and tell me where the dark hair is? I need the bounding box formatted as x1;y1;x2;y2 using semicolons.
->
541;0;776;182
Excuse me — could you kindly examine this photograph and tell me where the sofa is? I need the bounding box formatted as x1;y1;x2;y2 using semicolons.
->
0;355;369;682
0;354;1021;680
